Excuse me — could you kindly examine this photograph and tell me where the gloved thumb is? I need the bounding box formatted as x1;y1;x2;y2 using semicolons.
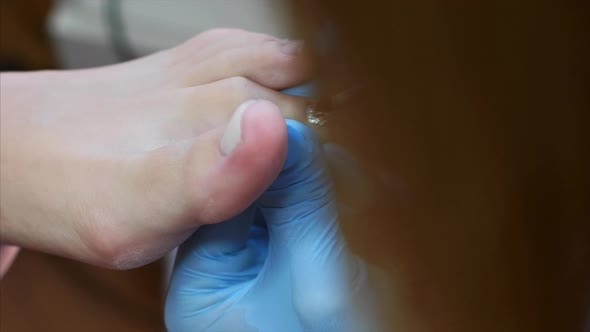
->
258;120;359;330
165;205;265;332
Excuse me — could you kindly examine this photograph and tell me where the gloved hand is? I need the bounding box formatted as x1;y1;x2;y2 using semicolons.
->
165;120;382;332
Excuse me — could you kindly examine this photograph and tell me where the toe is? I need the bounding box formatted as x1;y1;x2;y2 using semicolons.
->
158;77;308;142
170;29;311;89
146;99;288;225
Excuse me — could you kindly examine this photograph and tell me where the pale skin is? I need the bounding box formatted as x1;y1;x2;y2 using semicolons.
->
0;29;311;269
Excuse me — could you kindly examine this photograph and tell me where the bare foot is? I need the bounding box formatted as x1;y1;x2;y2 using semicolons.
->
0;29;310;269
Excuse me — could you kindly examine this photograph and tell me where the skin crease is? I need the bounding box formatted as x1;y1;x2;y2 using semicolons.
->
0;28;310;269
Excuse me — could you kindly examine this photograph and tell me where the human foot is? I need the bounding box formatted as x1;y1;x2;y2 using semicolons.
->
0;29;310;269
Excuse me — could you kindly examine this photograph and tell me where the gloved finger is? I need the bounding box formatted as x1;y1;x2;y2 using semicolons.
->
258;120;359;329
281;81;319;99
169;205;263;292
165;205;266;330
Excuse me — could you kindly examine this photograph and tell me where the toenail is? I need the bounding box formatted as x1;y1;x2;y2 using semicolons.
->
220;100;257;155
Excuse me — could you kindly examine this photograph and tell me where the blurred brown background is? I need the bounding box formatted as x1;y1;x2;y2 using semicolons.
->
0;0;55;70
303;0;590;331
0;0;164;331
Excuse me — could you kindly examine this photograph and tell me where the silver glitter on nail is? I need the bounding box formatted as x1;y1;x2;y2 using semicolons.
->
306;103;328;126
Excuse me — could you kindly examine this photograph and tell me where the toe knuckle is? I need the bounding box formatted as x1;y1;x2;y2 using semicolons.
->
181;28;244;52
199;28;246;40
251;43;277;62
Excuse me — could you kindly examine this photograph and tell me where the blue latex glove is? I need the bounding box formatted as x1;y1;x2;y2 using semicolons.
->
280;81;319;99
165;120;381;332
